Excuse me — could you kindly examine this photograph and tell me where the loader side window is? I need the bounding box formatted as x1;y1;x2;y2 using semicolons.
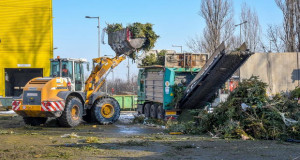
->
74;62;83;91
51;61;60;77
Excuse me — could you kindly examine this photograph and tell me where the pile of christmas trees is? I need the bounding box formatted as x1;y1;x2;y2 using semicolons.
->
167;76;300;140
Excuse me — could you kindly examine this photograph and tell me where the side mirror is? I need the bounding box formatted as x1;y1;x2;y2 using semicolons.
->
86;63;90;71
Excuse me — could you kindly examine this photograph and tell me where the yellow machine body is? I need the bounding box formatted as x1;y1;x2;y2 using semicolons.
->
13;77;67;117
85;55;126;105
13;55;126;119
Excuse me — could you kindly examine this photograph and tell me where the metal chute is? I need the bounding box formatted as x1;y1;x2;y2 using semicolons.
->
179;42;254;109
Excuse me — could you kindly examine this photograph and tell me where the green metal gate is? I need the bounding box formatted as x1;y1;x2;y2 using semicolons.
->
113;95;137;110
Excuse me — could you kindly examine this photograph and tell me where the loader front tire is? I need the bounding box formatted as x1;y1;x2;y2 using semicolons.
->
92;97;120;125
23;117;47;126
58;96;83;127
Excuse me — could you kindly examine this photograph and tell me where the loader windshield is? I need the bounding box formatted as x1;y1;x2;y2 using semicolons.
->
50;61;73;79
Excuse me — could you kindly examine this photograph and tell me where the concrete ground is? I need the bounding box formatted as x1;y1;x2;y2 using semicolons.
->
0;111;299;160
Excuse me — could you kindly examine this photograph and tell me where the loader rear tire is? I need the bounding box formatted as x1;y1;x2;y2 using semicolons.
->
92;97;120;125
144;103;151;118
58;96;83;127
23;117;47;126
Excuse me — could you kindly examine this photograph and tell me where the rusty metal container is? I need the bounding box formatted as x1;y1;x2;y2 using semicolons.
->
165;53;207;68
108;28;145;56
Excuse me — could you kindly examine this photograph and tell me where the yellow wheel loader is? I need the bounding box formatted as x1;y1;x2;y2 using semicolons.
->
12;28;145;127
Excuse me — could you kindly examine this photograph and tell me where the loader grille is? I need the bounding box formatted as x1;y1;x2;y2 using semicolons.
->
23;91;41;105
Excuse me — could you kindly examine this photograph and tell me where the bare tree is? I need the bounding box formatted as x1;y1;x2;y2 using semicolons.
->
186;35;204;53
275;0;297;52
226;35;240;51
240;3;261;52
266;24;285;52
104;75;138;95
201;0;235;56
295;1;300;51
186;0;234;57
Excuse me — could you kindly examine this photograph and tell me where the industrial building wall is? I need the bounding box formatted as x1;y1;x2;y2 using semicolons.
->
240;52;300;95
0;0;53;96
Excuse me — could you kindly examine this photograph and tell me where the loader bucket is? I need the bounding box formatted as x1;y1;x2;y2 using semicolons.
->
108;28;146;56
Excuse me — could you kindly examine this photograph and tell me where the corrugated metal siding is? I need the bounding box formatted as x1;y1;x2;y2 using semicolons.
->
0;0;53;96
145;71;164;103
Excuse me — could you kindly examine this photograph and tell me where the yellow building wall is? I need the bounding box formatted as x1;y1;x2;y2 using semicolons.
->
0;0;53;96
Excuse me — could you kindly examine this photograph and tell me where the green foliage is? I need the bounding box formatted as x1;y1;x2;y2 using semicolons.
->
106;23;123;33
141;50;166;66
144;118;166;126
129;22;159;51
290;87;300;99
85;137;99;143
167;84;185;107
128;51;137;60
156;50;166;65
224;76;268;107
141;53;157;66
133;115;145;124
167;76;300;140
128;22;146;38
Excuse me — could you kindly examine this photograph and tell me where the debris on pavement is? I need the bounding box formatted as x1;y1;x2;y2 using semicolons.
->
61;133;80;138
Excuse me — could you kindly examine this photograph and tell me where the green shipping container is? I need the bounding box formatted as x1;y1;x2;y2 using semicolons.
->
0;97;13;110
113;95;137;110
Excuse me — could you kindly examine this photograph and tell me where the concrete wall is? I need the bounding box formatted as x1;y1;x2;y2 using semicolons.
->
240;52;300;95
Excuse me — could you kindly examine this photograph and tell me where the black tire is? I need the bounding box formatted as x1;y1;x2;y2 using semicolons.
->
82;109;93;123
144;103;151;118
23;117;47;126
150;104;158;118
92;97;120;125
58;96;83;127
137;104;144;115
157;105;165;120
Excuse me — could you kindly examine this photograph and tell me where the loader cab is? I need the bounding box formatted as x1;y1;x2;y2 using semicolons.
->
50;57;88;91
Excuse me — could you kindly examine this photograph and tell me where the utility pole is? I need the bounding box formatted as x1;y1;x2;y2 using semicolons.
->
85;16;101;57
234;21;247;82
172;45;182;53
127;59;130;83
172;45;184;67
235;21;247;45
269;40;272;53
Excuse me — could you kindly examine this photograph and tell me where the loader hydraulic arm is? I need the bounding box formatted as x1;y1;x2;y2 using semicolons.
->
84;55;126;103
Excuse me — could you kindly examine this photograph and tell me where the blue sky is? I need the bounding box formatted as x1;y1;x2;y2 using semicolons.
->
52;0;283;80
